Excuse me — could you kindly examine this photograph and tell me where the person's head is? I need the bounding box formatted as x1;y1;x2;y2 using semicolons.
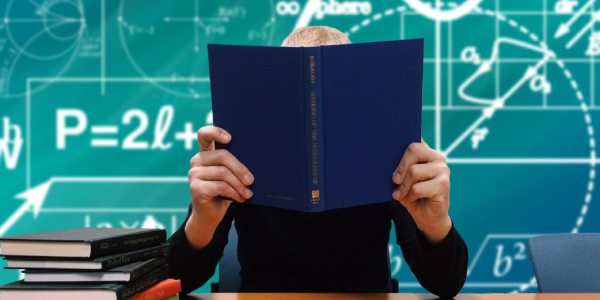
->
282;26;351;47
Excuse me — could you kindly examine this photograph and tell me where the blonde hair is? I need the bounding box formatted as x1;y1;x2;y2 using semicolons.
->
282;26;351;46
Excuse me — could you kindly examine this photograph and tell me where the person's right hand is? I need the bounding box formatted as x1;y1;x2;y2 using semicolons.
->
185;126;254;249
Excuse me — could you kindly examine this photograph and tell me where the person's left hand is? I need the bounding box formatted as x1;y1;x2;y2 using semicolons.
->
392;138;452;243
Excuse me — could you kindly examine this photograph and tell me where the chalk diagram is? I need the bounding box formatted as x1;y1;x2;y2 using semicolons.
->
290;0;598;293
1;0;600;294
117;0;277;99
0;0;85;98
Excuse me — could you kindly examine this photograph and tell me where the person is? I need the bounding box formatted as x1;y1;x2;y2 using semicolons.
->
168;26;468;298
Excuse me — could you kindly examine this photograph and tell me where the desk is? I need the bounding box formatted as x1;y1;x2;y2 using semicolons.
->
0;294;596;300
180;294;600;300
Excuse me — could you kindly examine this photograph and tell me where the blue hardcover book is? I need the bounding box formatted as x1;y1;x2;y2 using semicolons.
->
208;39;423;212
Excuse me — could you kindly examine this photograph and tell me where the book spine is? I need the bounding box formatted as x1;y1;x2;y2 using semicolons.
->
128;280;181;300
89;230;166;258
129;256;167;281
100;244;170;270
117;264;169;300
304;47;325;212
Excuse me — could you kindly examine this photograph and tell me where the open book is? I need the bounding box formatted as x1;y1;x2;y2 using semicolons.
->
208;39;423;212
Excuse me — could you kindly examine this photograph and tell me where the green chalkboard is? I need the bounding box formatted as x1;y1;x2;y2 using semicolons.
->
0;0;599;294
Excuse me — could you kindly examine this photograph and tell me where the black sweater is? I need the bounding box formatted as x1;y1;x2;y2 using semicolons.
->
168;201;468;298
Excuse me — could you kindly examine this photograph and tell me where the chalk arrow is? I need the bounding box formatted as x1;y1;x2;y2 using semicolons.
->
0;181;51;237
483;107;496;119
477;60;493;74
14;181;51;218
0;177;188;237
525;66;538;79
555;24;570;39
483;100;502;119
555;0;596;39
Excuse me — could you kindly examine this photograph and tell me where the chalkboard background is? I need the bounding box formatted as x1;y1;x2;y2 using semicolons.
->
0;0;599;293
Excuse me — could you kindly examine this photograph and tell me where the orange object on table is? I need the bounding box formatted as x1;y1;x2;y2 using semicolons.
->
127;279;181;300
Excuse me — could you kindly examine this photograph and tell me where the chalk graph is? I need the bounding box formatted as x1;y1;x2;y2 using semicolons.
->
1;0;600;294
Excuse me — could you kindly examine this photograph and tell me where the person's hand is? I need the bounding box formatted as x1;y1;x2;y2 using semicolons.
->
185;126;254;249
392;138;452;244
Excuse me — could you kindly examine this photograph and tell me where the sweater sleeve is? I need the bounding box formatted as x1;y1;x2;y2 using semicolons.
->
167;203;236;294
390;201;468;299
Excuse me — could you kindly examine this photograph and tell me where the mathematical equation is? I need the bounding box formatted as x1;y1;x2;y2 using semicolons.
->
121;6;248;38
57;106;202;151
84;214;184;236
391;235;536;285
24;80;213;180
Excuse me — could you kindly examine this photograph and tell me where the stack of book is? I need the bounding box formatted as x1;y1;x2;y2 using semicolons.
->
0;227;181;300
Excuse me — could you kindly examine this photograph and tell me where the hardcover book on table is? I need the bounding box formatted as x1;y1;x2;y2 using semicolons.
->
0;264;169;300
208;39;424;212
0;228;167;258
21;256;166;282
4;244;170;270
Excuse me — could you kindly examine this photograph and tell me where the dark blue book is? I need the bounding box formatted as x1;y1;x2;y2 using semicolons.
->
0;228;166;258
208;39;423;212
4;244;170;270
0;264;169;300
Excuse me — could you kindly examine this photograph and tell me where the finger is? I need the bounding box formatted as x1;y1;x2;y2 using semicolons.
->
189;166;253;199
197;126;232;152
198;149;254;186
190;179;246;203
421;137;427;146
393;143;440;184
400;175;450;203
395;163;447;200
190;153;201;168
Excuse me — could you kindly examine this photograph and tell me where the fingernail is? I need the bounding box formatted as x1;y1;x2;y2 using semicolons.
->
245;188;253;198
221;132;230;142
392;189;400;200
392;172;401;183
244;173;254;185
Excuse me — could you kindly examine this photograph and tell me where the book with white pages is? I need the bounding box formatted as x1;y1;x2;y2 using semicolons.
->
21;256;165;283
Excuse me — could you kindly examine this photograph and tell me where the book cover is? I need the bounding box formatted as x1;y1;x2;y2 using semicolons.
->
22;256;166;282
127;279;181;300
5;243;170;270
0;264;169;300
208;39;423;212
0;227;167;258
